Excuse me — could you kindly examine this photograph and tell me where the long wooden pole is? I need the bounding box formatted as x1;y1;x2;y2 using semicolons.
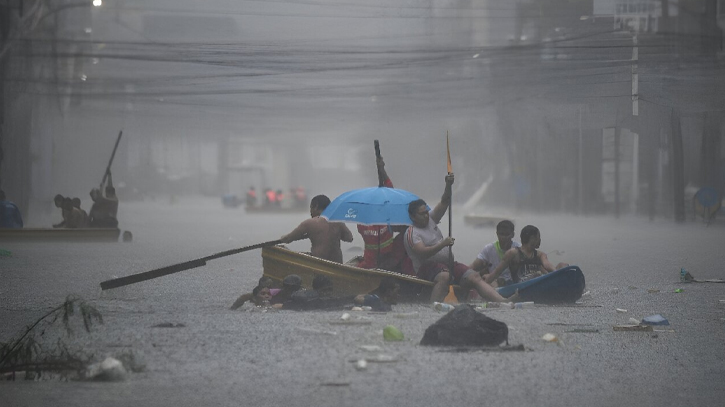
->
446;132;454;273
100;239;283;290
100;130;123;188
374;140;382;268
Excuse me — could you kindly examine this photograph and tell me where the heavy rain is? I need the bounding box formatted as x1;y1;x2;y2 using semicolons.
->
1;1;724;406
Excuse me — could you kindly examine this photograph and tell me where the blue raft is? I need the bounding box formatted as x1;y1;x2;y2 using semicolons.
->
496;265;586;304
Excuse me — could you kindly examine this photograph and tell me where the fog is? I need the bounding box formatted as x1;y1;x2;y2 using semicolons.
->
2;2;725;406
4;0;721;224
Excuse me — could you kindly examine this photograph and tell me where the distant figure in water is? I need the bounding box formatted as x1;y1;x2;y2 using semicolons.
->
485;225;569;286
62;197;85;229
52;194;68;228
280;195;353;263
0;189;23;229
89;171;119;228
72;197;89;228
245;186;257;208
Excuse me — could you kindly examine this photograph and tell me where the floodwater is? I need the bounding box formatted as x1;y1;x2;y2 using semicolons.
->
2;197;724;407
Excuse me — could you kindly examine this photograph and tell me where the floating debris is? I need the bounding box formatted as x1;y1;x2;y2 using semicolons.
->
151;322;185;328
613;324;653;332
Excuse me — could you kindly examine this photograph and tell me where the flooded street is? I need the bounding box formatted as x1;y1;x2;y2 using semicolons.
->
2;198;724;407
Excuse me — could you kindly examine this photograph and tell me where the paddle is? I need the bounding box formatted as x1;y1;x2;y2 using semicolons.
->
374;139;383;187
100;130;123;189
374;139;382;267
99;239;283;290
446;132;454;274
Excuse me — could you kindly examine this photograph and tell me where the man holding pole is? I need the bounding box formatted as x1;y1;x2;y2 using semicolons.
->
89;171;119;228
403;174;516;303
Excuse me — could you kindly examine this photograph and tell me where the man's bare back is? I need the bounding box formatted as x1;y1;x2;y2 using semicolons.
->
281;217;352;263
280;195;353;263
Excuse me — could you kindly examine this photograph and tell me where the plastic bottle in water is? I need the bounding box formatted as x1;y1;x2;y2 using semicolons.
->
513;301;535;309
680;268;687;282
433;302;454;312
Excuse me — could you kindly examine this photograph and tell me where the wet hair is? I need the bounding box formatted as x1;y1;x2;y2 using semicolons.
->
72;197;81;208
54;194;64;206
62;197;74;211
520;225;540;244
496;220;515;233
310;195;330;210
312;275;333;291
258;276;274;288
408;199;427;216
252;285;269;297
282;274;302;289
105;186;116;196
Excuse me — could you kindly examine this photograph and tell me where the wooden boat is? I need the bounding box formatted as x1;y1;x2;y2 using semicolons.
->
0;228;123;242
262;245;435;299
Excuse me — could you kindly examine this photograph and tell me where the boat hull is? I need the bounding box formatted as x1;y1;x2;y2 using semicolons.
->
0;228;122;242
262;245;434;299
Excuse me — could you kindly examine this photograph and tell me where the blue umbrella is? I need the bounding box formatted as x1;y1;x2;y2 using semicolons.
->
321;186;426;226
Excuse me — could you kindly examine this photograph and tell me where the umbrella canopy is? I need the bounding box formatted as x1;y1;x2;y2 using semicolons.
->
321;186;426;226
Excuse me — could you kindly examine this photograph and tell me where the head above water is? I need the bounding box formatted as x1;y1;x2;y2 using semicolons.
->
282;274;302;290
72;197;81;208
0;190;5;201
90;188;101;200
54;194;64;207
252;285;272;304
520;225;540;245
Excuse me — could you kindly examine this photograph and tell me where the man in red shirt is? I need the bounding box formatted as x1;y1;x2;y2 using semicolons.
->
356;156;408;271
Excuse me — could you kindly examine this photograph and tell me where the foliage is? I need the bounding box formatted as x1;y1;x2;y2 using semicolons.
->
0;295;103;379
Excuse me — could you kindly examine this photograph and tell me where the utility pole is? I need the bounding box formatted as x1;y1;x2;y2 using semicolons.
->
671;110;686;223
632;35;639;117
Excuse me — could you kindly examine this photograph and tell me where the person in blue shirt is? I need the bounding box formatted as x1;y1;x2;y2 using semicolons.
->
0;190;23;228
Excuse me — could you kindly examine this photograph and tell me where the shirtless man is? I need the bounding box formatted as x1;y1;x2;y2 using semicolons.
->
485;225;569;285
62;197;85;229
280;195;353;263
89;172;119;228
52;194;69;228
